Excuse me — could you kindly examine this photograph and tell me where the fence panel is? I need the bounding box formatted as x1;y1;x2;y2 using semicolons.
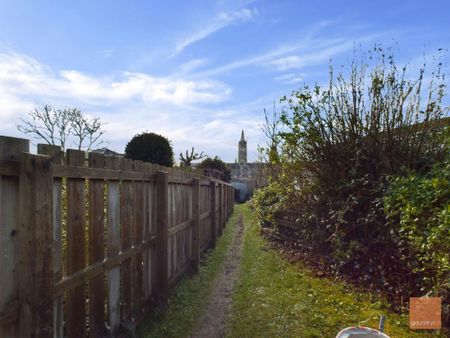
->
0;135;234;338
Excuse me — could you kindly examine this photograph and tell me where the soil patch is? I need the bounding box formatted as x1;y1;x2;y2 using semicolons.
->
190;214;244;338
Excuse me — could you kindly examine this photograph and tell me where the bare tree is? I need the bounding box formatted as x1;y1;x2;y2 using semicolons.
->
179;147;206;167
69;109;105;151
17;105;69;148
17;104;105;151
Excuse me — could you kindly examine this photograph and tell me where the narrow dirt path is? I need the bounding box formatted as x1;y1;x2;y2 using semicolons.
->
190;213;245;338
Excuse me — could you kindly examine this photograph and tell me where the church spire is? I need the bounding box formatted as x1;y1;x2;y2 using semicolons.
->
238;130;247;164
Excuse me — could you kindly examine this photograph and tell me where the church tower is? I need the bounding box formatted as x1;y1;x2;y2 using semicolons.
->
238;130;247;164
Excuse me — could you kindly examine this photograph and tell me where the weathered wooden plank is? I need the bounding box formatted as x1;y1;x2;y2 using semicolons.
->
19;153;53;337
120;158;133;321
106;155;121;336
65;149;87;338
210;181;217;248
0;177;19;338
142;163;153;304
0;136;29;161
88;152;106;337
155;171;168;309
53;164;156;181
52;237;156;298
173;231;177;278
0;160;20;176
191;178;200;271
167;219;193;237
150;166;158;299
132;160;144;320
37;144;64;338
219;183;224;230
37;144;64;162
52;178;64;338
0;136;28;338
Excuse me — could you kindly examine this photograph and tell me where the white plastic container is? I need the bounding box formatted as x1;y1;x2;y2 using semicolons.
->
336;326;390;338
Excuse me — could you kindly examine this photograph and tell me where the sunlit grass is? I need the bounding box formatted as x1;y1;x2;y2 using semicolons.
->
227;204;446;338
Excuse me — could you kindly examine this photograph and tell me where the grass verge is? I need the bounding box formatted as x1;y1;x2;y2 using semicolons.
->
228;204;446;338
137;208;239;338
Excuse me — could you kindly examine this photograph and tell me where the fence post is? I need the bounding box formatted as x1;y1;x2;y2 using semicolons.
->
218;183;223;231
37;144;63;163
225;186;227;221
191;177;200;271
231;185;234;213
155;170;168;309
216;183;222;237
19;152;53;337
227;186;230;218
0;136;29;338
210;180;217;247
227;186;230;219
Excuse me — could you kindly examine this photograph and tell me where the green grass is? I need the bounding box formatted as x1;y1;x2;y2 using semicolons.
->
137;209;239;338
227;204;446;338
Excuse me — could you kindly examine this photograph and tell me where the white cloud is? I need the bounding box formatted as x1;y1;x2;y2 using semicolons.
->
171;7;258;57
0;50;257;162
198;31;382;77
274;73;304;84
0;51;231;109
268;34;384;71
267;42;352;71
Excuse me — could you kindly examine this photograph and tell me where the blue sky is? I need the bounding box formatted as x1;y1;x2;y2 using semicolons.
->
0;0;449;162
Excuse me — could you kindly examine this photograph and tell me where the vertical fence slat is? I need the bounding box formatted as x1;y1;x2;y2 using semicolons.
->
66;149;87;338
151;165;158;300
142;163;153;306
0;137;28;338
37;144;64;338
155;171;168;309
219;183;223;230
19;153;53;337
132;160;144;321
191;178;200;271
88;152;106;337
120;159;133;322
210;181;217;248
106;156;121;336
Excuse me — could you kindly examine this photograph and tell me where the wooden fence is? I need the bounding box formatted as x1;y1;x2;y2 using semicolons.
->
0;136;234;338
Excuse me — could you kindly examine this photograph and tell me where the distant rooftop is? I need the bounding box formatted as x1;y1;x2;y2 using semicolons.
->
91;147;122;156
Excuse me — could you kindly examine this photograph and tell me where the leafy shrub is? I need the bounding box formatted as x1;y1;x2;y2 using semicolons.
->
384;152;450;295
253;47;449;325
125;132;174;166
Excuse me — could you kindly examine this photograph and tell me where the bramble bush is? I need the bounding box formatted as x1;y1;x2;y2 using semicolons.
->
252;46;450;326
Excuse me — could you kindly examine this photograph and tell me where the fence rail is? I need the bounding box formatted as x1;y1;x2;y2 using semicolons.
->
0;135;234;338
